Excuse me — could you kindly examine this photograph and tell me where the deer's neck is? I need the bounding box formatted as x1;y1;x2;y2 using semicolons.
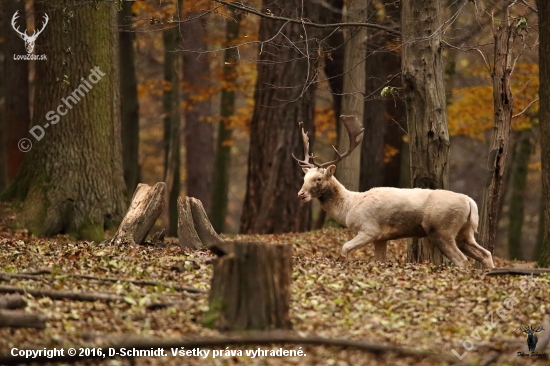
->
318;178;354;226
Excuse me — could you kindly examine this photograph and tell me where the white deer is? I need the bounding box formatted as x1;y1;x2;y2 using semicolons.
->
294;115;494;269
11;11;49;54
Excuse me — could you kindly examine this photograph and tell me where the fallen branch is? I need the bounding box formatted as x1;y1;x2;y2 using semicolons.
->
0;309;46;329
146;300;188;311
0;285;131;303
0;333;464;365
485;268;550;277
0;294;27;309
0;271;207;294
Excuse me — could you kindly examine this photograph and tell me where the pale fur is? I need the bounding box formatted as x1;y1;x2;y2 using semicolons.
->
298;166;494;269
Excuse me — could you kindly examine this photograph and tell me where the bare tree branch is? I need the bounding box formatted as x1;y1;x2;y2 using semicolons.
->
512;98;539;118
212;0;400;35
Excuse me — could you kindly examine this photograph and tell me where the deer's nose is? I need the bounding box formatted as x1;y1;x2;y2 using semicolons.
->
298;191;306;199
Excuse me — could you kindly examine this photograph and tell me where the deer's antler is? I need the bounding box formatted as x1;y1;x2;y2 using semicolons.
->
30;13;49;40
519;325;529;333
11;11;28;40
293;115;364;170
533;325;545;332
292;122;320;169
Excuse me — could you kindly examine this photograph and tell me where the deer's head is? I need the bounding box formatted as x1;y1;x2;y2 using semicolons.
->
11;11;49;54
519;325;544;336
294;115;364;202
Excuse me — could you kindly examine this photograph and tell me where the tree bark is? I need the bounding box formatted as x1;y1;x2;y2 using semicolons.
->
240;0;317;234
507;131;532;260
207;241;292;331
478;18;514;260
119;1;140;195
3;0;31;183
211;10;242;233
4;1;127;242
177;196;223;250
111;183;165;245
536;0;550;267
0;10;6;191
182;13;214;215
401;0;450;265
335;0;366;192
0;310;46;329
163;13;182;238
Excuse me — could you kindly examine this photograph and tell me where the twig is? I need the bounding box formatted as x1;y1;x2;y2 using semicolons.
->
1;271;207;294
0;333;465;365
212;0;400;36
484;268;550;276
512;98;539;118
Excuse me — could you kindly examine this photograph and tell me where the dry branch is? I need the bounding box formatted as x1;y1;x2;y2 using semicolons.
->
0;272;207;294
0;309;46;329
485;268;550;276
0;333;465;365
0;285;131;303
0;294;27;309
111;182;166;245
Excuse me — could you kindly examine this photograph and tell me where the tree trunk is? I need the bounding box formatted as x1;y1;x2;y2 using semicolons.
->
164;14;182;238
5;1;127;242
335;0;366;192
182;14;214;215
507;131;532;260
111;183;165;245
536;0;550;268
401;0;450;265
207;241;292;331
211;10;242;233
0;11;6;191
119;1;140;195
3;0;31;183
478;19;514;260
240;0;318;234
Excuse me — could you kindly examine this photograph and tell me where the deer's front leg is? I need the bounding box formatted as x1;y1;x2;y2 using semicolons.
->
374;241;387;262
339;232;376;261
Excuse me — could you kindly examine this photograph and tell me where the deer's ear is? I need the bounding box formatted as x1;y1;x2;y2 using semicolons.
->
302;167;310;174
325;165;336;177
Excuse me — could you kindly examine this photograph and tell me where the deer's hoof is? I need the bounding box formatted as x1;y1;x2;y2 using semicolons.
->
338;254;347;262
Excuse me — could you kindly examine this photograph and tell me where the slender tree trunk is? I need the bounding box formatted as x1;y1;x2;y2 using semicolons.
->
335;0;366;192
211;10;242;233
182;14;214;215
478;18;514;259
3;0;31;183
536;0;550;267
118;1;140;195
163;14;182;238
507;131;532;260
402;0;450;265
240;0;317;234
4;1;127;242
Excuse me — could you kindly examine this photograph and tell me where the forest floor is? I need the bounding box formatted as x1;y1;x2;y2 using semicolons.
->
0;203;549;366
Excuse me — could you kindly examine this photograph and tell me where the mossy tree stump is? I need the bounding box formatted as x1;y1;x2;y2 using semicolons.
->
207;241;292;331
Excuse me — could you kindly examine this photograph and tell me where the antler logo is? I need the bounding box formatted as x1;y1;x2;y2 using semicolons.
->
518;325;545;352
11;11;49;54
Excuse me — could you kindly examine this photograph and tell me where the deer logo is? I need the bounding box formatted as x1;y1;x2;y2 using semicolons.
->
518;325;544;352
11;11;49;54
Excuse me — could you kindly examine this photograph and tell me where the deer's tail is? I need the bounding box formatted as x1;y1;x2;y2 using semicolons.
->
467;197;479;234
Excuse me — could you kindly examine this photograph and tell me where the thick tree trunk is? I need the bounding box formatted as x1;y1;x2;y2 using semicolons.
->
207;241;292;331
240;0;317;234
335;0;366;192
401;0;450;265
119;1;140;195
478;20;514;260
111;183;165;245
536;0;550;267
164;15;182;238
5;1;127;242
211;10;242;233
182;14;214;215
3;0;31;183
507;131;532;260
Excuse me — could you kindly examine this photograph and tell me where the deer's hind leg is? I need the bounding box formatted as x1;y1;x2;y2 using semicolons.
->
456;229;495;269
426;231;469;267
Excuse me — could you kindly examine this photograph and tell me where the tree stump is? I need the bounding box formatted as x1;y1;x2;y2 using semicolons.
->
206;241;292;331
177;196;224;249
110;182;165;245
